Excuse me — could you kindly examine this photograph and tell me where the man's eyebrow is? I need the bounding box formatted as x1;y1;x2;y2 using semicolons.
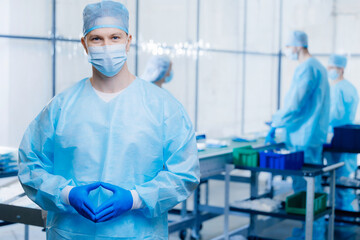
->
87;34;101;38
110;32;125;36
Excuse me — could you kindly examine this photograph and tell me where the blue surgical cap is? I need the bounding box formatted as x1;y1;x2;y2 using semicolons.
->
141;56;171;83
328;54;347;68
83;1;129;37
286;31;308;48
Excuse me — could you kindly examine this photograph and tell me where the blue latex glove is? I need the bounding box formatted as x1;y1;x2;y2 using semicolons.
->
265;127;276;144
95;182;133;223
69;182;100;222
265;121;272;127
232;137;256;143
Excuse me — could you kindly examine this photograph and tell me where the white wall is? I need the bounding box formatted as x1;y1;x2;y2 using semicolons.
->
0;0;53;147
280;0;360;122
0;0;10;145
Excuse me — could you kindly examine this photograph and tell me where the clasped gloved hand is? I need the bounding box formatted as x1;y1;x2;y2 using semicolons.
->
95;182;133;223
265;127;276;144
68;182;100;222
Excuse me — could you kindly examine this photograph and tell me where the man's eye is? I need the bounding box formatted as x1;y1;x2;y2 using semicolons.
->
91;37;100;41
113;36;120;40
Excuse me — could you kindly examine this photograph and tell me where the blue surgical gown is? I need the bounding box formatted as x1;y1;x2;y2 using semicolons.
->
18;78;200;240
272;58;330;190
326;79;359;211
272;58;330;239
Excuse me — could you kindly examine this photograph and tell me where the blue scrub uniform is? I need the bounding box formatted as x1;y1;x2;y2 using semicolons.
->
18;78;200;240
326;79;359;211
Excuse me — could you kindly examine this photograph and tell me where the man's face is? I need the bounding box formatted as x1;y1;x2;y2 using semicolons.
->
165;62;172;77
327;66;337;71
81;27;132;53
327;66;343;75
285;46;299;54
327;66;343;72
284;46;301;60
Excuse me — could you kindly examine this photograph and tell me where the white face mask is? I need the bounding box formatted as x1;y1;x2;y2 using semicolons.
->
328;69;340;81
86;38;129;77
284;48;299;61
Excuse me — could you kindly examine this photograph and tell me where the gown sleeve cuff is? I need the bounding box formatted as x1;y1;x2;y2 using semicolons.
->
130;190;144;210
60;185;75;205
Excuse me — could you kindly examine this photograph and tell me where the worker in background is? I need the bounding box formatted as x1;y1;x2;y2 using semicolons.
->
325;54;359;213
141;55;173;88
266;31;330;240
17;1;199;239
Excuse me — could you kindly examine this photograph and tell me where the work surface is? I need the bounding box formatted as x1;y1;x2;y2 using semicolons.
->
198;137;285;179
198;137;267;159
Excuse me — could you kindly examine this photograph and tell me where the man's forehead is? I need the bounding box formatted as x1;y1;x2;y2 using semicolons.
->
87;28;126;36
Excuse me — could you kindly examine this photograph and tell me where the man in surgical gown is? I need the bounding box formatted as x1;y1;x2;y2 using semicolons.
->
325;54;359;213
267;31;330;239
17;1;200;239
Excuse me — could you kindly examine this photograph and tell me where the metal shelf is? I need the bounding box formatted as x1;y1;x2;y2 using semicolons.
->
235;164;326;177
223;162;342;240
323;146;360;154
229;205;332;221
0;204;43;227
322;182;360;190
0;171;18;179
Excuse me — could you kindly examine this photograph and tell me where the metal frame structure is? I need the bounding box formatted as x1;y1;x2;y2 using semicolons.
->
322;146;360;224
220;163;343;240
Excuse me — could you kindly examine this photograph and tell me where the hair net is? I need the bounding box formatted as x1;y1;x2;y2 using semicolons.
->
328;54;347;68
286;31;308;48
141;55;171;83
83;1;129;36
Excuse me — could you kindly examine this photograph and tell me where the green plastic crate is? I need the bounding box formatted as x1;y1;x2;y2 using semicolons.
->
233;146;259;167
286;191;327;215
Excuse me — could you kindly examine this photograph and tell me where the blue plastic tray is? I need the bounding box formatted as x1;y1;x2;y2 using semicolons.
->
332;124;360;151
196;134;206;141
259;151;304;170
